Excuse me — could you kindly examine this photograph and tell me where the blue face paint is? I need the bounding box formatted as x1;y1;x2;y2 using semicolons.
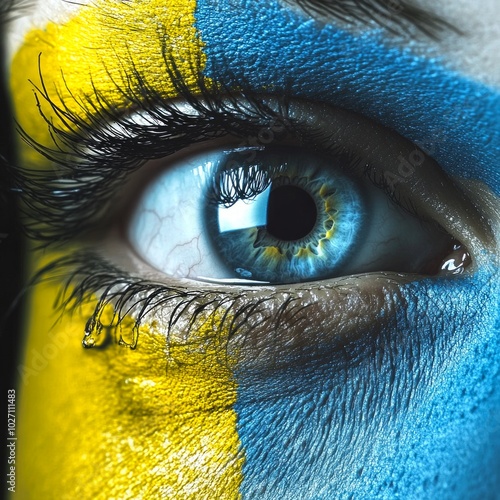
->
234;267;500;498
194;1;500;496
195;0;500;195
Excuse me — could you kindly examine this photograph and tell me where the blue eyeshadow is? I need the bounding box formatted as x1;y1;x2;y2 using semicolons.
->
195;0;500;194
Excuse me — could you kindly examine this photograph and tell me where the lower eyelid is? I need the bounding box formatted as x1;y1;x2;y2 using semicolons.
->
50;198;497;371
73;239;413;369
217;276;407;370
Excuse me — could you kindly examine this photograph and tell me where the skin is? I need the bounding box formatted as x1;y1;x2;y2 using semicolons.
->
4;0;500;498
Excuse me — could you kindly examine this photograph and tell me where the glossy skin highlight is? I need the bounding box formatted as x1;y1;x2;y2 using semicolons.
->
6;0;500;499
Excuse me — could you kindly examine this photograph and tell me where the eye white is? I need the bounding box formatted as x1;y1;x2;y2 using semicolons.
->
128;151;223;280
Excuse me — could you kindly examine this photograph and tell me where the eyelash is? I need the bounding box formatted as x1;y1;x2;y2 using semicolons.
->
286;0;455;39
31;249;312;350
17;55;297;244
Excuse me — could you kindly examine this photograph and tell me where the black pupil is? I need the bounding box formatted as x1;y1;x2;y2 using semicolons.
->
266;185;317;241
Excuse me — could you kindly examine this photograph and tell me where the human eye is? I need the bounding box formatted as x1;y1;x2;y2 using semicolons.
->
6;0;500;499
18;83;489;357
125;98;474;287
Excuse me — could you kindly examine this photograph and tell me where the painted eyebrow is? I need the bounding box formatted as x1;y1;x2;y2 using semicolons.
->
284;0;458;38
7;0;457;39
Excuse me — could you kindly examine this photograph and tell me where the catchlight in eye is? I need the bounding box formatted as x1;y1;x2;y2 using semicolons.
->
204;148;364;283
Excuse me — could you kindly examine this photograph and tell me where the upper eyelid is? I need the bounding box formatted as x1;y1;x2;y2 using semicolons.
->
10;6;500;193
15;83;494;257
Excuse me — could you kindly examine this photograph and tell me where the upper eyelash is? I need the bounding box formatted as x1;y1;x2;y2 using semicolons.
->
14;52;297;245
0;0;33;23
13;49;428;247
4;48;322;350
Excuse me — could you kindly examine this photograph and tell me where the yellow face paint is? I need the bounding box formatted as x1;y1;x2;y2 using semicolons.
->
11;0;207;157
17;281;243;498
10;1;243;498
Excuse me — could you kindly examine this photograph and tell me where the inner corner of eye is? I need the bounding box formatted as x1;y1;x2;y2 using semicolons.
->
124;144;471;286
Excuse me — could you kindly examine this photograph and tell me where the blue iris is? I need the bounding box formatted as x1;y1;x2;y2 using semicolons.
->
205;149;365;283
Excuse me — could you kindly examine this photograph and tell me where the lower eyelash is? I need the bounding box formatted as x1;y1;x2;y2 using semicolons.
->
29;248;410;370
31;250;309;351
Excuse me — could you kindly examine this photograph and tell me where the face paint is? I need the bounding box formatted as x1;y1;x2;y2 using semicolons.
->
234;266;500;497
17;279;242;498
190;0;500;495
10;1;242;498
195;0;500;193
6;0;500;498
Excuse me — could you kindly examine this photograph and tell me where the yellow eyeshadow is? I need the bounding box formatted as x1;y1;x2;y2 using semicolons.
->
10;0;207;164
16;272;243;498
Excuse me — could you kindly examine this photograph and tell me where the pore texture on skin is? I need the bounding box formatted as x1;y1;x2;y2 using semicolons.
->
192;2;500;495
6;0;500;498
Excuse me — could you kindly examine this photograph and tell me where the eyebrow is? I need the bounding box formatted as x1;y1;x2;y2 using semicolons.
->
284;0;458;38
8;0;457;39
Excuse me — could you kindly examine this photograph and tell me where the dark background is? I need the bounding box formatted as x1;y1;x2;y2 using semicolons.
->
1;13;25;500
1;33;24;388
